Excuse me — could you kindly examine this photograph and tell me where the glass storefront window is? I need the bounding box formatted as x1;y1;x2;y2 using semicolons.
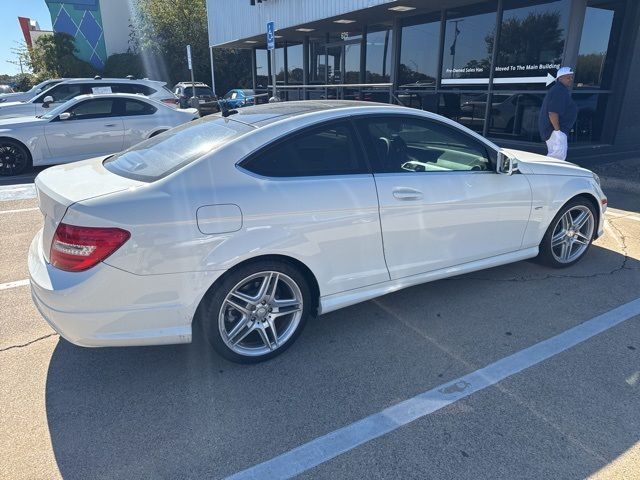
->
255;49;269;90
309;39;327;84
398;17;440;88
575;3;620;89
287;43;304;84
344;41;361;84
494;0;570;88
272;47;285;84
487;93;544;141
365;26;393;83
442;2;497;85
438;93;488;133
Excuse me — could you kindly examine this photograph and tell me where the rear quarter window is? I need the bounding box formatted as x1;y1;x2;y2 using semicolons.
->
103;116;252;182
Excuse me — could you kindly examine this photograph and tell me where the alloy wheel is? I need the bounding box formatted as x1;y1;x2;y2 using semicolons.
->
0;143;28;176
218;271;304;357
550;206;594;264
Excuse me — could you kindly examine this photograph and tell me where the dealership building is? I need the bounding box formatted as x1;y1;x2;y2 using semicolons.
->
207;0;640;155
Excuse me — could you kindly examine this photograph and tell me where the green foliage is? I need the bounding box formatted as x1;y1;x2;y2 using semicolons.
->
13;73;37;92
133;0;251;93
31;33;96;78
104;53;145;78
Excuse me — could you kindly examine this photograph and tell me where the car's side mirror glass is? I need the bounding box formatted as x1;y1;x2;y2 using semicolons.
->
497;152;517;175
59;112;72;121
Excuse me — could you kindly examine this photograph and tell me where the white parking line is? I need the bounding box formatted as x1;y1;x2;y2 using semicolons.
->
0;279;30;291
227;298;640;480
0;184;37;201
0;207;39;215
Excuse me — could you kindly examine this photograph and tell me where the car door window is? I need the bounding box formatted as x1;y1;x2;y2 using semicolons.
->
67;99;116;120
240;121;367;177
357;116;494;173
123;99;157;116
36;84;85;103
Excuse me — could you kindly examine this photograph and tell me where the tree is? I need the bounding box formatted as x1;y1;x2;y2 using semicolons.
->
30;32;96;78
7;41;33;75
104;53;145;78
133;0;251;93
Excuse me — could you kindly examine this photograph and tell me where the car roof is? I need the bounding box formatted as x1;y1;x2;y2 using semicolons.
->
54;78;165;85
66;93;157;102
176;82;210;87
224;100;394;126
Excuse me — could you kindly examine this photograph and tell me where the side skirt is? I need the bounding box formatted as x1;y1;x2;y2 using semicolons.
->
319;247;539;315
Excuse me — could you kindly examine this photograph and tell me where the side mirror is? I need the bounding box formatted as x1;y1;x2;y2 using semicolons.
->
497;152;518;175
43;96;54;108
58;112;72;121
35;88;42;94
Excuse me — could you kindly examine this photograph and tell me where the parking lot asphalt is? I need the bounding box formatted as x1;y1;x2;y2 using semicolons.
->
0;174;639;480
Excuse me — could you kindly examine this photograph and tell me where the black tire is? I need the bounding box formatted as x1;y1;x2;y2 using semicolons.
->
537;197;597;268
0;139;31;176
197;260;312;363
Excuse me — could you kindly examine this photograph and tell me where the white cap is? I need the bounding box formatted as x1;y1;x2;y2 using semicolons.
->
556;67;574;79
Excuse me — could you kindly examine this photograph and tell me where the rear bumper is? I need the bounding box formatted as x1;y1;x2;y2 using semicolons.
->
28;229;223;347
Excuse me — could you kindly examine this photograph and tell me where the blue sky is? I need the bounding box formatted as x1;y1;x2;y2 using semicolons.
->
1;0;53;75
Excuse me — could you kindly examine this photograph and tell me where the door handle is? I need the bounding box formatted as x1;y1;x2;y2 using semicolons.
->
392;187;423;201
104;123;117;127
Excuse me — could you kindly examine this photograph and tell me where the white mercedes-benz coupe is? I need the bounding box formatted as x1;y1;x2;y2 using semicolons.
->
29;101;607;363
0;93;198;176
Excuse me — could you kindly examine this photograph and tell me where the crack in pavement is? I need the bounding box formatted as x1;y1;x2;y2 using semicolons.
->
446;217;637;284
0;333;59;353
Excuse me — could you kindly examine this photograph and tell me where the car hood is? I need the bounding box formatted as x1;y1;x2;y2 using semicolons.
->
0;100;26;108
0;116;46;129
503;148;593;177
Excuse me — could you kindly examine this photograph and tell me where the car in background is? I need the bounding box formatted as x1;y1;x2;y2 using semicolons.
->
0;93;198;176
0;79;64;104
173;82;219;116
221;89;255;109
27;101;606;363
0;78;178;120
0;85;14;94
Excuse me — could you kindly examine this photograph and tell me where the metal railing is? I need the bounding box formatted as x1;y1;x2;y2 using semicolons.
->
258;83;395;103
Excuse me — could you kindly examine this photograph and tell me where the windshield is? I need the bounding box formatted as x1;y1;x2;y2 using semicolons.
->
103;116;252;182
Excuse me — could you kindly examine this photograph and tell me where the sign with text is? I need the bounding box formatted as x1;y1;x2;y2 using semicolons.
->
186;45;192;70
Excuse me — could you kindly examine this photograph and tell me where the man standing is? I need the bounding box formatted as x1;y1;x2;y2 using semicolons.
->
538;67;578;161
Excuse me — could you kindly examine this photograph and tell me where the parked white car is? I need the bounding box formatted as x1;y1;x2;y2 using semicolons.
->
0;79;64;104
29;101;607;363
0;93;198;175
0;78;177;120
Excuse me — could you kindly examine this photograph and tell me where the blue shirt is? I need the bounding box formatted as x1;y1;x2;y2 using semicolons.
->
538;83;578;141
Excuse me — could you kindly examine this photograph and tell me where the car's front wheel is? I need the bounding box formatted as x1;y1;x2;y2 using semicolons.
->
538;198;597;268
0;139;31;176
199;260;312;363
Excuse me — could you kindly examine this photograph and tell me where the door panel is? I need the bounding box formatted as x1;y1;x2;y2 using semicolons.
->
45;117;125;161
356;115;532;279
375;172;532;278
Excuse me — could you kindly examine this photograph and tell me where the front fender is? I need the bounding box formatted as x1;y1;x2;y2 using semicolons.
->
521;175;605;248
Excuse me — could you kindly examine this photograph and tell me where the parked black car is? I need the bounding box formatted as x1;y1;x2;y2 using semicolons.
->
173;82;219;115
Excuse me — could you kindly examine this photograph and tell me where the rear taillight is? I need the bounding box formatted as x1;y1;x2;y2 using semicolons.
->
161;98;178;105
50;223;130;272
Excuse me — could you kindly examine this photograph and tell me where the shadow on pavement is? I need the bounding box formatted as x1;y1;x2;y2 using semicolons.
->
0;166;49;187
45;245;640;479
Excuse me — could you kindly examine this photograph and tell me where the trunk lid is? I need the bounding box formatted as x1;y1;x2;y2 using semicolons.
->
35;157;144;262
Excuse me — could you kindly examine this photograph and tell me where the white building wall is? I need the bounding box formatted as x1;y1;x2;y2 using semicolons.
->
100;0;134;56
207;0;394;46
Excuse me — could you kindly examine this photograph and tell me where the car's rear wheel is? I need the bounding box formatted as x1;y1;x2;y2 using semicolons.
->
199;260;311;363
0;139;30;176
538;198;597;268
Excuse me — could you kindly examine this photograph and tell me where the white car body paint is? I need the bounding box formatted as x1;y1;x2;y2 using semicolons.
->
0;78;176;120
28;102;607;347
0;93;197;168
